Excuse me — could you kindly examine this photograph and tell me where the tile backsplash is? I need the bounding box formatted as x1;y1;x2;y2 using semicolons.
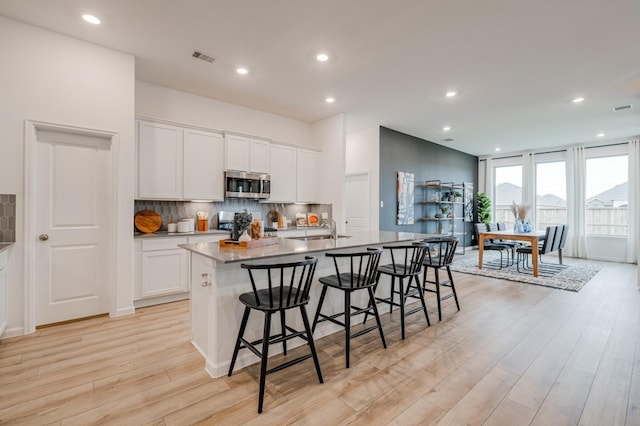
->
0;194;16;242
134;199;332;232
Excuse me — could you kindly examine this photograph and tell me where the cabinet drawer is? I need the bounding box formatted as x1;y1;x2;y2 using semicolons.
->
141;237;188;252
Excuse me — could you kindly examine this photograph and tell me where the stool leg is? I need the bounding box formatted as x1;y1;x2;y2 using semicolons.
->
412;275;430;327
367;287;387;349
435;268;442;321
228;307;251;376
300;305;323;384
280;309;287;356
312;285;328;333
389;275;396;313
362;271;381;325
399;277;406;340
344;291;351;368
447;266;460;312
258;312;272;414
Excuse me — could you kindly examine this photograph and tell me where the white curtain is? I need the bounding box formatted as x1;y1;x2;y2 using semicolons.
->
567;146;588;258
628;139;640;263
522;153;535;221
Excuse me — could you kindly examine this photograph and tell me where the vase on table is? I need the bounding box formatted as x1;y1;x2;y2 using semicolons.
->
238;229;252;242
514;219;524;233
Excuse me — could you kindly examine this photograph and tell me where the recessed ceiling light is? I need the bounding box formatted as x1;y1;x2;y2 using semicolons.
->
325;97;335;103
316;53;329;62
572;97;585;103
597;133;606;137
495;148;501;152
236;67;249;75
442;126;451;132
445;91;458;98
82;14;101;25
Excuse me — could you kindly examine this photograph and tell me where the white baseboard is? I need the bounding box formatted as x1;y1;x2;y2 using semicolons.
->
0;326;27;339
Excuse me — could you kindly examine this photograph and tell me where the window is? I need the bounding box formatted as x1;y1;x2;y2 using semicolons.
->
494;164;522;229
535;161;567;229
585;155;628;236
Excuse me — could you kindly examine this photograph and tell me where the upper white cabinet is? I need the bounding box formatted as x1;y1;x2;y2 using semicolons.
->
269;144;297;202
183;129;224;200
138;121;182;199
225;135;270;173
137;120;224;201
296;149;320;203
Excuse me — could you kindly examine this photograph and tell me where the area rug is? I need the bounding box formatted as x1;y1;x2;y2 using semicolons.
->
449;253;602;292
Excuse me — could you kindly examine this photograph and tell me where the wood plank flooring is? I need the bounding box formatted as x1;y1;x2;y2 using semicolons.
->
1;260;638;425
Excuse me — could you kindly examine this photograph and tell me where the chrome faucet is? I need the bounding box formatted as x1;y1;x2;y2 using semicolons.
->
322;219;338;239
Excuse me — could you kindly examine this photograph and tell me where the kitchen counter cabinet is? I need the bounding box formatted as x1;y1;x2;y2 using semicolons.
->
181;231;426;377
0;246;11;337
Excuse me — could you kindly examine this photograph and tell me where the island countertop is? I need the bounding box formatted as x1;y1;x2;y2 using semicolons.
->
178;231;431;264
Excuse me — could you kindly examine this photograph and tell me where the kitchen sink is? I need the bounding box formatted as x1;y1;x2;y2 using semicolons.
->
285;234;351;241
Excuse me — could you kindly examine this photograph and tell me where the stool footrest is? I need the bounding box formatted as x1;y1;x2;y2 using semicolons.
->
267;353;313;375
351;324;382;339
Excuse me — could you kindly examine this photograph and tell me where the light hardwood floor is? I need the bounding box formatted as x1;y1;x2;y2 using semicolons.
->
1;260;639;425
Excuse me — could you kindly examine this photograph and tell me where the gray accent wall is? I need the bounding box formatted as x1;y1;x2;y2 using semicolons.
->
379;127;478;244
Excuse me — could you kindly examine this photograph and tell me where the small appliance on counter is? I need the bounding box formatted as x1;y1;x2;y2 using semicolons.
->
218;211;235;237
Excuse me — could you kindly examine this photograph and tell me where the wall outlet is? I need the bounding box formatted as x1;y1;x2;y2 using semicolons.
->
380;201;384;208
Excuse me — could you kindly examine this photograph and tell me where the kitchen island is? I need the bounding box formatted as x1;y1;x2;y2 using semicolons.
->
179;231;428;378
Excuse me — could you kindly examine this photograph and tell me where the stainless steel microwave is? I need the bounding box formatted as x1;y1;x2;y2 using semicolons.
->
225;171;270;199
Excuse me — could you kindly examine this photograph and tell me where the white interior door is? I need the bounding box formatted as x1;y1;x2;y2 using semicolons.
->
35;131;111;325
345;172;371;233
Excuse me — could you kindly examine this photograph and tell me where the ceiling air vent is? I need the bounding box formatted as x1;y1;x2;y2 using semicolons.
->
613;104;633;111
442;138;455;142
192;50;216;63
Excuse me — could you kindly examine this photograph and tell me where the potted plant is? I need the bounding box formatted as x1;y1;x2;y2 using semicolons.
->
477;192;491;224
233;209;253;241
453;191;463;203
440;206;450;217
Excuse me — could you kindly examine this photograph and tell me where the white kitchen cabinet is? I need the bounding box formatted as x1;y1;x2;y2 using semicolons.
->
269;144;297;202
0;250;8;337
137;120;224;201
296;149;320;203
138;121;183;199
136;238;189;299
225;135;270;173
183;129;224;200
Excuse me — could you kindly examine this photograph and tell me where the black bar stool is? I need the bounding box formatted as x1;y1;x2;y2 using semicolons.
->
228;256;323;413
421;237;460;321
365;243;430;340
312;248;385;368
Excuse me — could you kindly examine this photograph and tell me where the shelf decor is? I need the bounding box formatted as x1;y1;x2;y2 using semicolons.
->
396;171;415;225
463;182;474;222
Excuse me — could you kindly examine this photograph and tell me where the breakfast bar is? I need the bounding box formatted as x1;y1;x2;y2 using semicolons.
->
179;231;425;378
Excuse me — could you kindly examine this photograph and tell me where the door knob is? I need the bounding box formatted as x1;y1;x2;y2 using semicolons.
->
39;234;49;241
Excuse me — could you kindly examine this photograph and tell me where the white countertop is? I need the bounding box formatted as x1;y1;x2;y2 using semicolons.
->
178;231;430;264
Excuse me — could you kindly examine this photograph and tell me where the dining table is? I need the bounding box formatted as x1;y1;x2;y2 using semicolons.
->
478;229;546;277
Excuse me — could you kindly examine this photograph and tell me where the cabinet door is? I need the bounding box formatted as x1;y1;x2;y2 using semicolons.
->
296;149;319;203
140;248;189;297
0;266;7;336
138;121;183;199
183;129;224;200
225;134;250;172
249;139;270;174
269;144;297;202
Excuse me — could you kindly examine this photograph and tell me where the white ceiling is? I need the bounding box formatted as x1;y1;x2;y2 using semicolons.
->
1;0;639;156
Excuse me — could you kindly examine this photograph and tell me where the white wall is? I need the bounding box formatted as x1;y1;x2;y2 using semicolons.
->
314;114;346;230
136;81;314;148
0;17;135;336
346;126;380;231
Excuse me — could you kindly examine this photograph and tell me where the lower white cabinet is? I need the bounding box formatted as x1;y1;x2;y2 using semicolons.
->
0;250;8;337
136;238;189;299
134;234;228;303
